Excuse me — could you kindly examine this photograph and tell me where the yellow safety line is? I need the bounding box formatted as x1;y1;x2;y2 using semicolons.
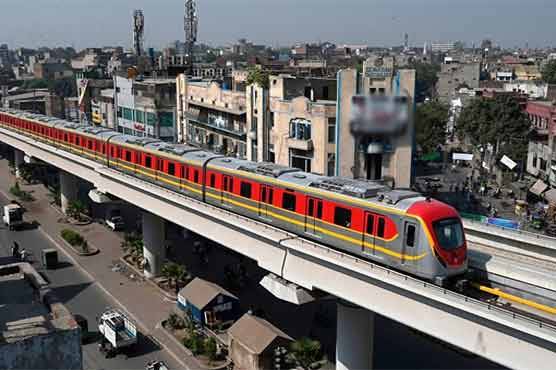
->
474;283;556;315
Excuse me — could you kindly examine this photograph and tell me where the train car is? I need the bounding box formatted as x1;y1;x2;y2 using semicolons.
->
0;109;468;285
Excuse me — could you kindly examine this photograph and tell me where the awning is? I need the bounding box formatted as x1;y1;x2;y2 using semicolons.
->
544;189;556;204
529;179;548;196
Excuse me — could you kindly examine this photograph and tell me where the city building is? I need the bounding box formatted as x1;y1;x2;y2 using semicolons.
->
33;61;73;80
1;89;51;113
76;72;113;123
431;42;455;53
176;74;248;156
228;313;292;370
437;62;480;102
525;101;556;186
91;89;116;128
0;262;82;370
177;278;240;328
514;64;542;81
336;55;416;187
266;75;337;175
115;75;177;141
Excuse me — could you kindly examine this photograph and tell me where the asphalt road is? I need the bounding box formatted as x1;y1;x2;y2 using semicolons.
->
0;194;181;370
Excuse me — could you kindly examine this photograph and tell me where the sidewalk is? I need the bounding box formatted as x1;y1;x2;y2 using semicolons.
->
0;160;200;370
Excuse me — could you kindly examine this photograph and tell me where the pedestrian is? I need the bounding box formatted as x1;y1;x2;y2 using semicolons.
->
11;241;19;258
19;248;27;261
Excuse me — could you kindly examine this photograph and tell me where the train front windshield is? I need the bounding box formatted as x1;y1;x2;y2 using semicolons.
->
433;218;464;250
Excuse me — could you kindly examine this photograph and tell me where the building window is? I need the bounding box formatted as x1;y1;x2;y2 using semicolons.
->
282;192;296;211
136;110;145;124
289;118;311;140
328;118;336;144
334;207;352;228
291;150;312;173
369;88;377;95
327;154;336;176
240;182;252;198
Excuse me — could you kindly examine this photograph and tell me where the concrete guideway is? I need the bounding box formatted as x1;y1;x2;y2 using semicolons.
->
1;126;556;369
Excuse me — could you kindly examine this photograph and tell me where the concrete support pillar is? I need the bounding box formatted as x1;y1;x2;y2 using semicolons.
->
336;301;375;370
60;171;78;215
13;149;24;179
142;211;166;279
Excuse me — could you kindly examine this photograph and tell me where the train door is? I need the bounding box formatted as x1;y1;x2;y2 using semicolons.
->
402;221;418;266
304;197;323;235
258;185;273;218
362;212;376;255
221;175;233;204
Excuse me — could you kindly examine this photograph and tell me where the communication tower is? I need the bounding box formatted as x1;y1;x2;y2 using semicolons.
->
184;0;198;75
133;10;145;57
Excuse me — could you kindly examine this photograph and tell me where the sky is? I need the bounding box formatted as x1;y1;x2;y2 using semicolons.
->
1;0;556;50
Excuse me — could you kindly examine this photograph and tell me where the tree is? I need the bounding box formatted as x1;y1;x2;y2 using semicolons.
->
289;337;322;370
66;200;87;221
415;101;449;154
542;60;556;84
457;95;531;164
162;262;189;293
404;61;440;103
246;67;270;89
204;337;218;361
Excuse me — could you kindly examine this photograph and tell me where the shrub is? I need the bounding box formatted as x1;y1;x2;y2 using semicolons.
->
61;229;86;247
167;313;185;330
183;332;204;355
205;337;218;361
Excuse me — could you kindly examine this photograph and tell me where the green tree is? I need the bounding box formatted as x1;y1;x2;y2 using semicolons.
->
246;67;270;89
404;61;440;103
457;95;531;164
162;262;189;293
204;337;218;361
66;200;87;221
415;101;449;154
542;60;556;84
290;337;322;370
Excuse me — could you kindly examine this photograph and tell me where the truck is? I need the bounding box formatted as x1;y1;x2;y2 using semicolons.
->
97;308;137;358
3;203;24;231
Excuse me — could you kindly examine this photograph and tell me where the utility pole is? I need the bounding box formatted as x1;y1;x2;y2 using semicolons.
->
184;0;198;76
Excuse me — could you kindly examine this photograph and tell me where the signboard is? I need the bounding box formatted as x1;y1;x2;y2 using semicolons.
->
452;153;473;161
365;67;393;79
350;95;409;136
500;155;517;170
134;123;145;132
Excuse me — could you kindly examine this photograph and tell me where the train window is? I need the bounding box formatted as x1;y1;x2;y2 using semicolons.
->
145;156;152;168
240;182;252;198
209;174;216;188
366;214;375;235
168;163;175;176
334;207;352;228
125;151;131;162
405;224;416;248
64;133;68;142
377;217;385;238
193;170;199;183
282;192;296;211
87;140;92;150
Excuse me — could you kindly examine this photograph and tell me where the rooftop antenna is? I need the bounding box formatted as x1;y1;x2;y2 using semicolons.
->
184;0;198;76
133;10;145;56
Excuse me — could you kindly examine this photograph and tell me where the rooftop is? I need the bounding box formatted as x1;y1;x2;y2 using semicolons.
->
178;277;238;310
0;263;78;344
228;313;292;354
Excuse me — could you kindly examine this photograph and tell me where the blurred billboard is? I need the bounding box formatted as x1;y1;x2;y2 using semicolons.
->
350;95;409;136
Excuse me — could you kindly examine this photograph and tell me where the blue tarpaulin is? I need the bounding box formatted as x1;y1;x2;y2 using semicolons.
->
486;217;520;230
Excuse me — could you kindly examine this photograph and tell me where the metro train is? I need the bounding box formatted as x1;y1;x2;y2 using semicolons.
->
0;109;468;285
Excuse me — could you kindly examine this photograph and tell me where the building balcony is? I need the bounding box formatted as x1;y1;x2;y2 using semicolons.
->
287;137;313;151
187;115;246;141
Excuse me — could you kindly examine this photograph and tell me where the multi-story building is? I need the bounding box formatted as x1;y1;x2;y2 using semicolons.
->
337;56;416;187
176;75;248;157
33;61;73;80
526;101;556;186
0;262;82;370
265;75;338;175
115;76;177;141
431;42;455;54
437;62;480;102
91;89;116;128
75;72;113;124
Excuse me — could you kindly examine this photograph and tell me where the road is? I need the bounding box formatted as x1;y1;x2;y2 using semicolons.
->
0;194;181;370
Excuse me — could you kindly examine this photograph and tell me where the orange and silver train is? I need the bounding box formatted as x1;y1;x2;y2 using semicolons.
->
0;109;468;285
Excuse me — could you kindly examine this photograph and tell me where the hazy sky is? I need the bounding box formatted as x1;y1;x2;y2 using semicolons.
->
1;0;555;49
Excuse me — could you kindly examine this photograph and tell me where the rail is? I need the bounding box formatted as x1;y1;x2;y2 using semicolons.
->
464;218;556;245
